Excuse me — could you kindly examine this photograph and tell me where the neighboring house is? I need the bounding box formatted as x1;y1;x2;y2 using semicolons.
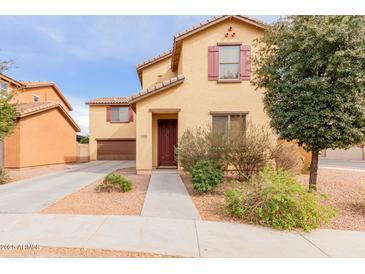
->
88;15;276;174
87;97;136;160
0;73;80;168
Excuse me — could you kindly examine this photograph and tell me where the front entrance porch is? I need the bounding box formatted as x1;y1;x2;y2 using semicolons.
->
157;119;177;167
151;111;179;170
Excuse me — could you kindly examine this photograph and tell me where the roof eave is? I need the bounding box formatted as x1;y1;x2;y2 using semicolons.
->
22;83;73;111
171;15;268;71
17;104;81;132
136;52;173;86
129;77;184;104
86;102;130;106
0;73;24;87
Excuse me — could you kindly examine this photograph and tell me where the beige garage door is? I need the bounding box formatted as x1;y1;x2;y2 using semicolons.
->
97;139;136;160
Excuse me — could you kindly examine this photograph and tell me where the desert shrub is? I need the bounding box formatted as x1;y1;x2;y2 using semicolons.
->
176;127;229;172
226;124;273;181
271;142;302;173
95;172;132;193
224;166;336;231
191;160;224;193
224;188;245;217
0;166;11;184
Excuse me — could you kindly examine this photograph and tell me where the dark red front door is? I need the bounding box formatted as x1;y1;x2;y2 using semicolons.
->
158;119;177;166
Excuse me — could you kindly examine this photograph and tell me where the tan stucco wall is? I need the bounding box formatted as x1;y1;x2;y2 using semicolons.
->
4;108;77;168
135;19;269;173
3;122;20;167
89;105;136;160
142;57;176;88
11;86;70;111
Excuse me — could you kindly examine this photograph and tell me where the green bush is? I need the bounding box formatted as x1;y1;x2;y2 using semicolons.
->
95;172;132;193
191;160;224;194
224;188;245;218
224;166;336;231
0;166;11;185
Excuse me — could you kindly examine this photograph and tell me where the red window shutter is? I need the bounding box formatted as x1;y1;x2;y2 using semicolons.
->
240;45;251;80
106;106;111;122
128;107;134;122
208;46;219;80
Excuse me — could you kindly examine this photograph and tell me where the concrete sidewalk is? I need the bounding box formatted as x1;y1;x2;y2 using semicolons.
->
0;161;135;213
141;170;201;220
0;213;364;257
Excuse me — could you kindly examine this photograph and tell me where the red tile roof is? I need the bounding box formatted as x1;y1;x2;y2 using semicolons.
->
136;50;172;69
16;102;81;132
85;97;130;105
87;75;185;105
129;75;185;103
16;102;57;116
20;81;73;111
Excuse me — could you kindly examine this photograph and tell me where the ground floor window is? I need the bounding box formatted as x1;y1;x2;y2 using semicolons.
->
212;113;247;136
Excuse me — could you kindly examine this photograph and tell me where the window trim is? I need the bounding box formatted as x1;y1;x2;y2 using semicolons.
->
110;106;130;123
218;44;241;81
211;111;248;136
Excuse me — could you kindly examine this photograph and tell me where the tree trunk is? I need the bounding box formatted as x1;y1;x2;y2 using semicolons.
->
309;150;319;192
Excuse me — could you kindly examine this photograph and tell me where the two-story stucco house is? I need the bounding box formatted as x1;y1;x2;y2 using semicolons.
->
87;15;272;174
0;73;80;168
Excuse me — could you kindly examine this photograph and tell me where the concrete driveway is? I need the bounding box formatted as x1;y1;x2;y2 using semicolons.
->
0;160;135;213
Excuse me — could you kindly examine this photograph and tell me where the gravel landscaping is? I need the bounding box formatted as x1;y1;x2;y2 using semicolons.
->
181;168;365;231
181;174;242;223
299;169;365;232
41;167;150;216
0;247;173;258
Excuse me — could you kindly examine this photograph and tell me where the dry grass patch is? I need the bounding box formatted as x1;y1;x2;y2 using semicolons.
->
41;167;150;216
0;246;175;258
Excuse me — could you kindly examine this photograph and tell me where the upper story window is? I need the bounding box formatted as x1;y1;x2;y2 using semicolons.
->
212;113;246;136
219;45;240;80
208;44;250;82
111;106;129;122
0;82;9;96
33;95;40;102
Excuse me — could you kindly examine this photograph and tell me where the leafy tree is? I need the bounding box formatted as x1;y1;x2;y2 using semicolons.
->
0;60;17;141
252;16;365;191
78;135;89;144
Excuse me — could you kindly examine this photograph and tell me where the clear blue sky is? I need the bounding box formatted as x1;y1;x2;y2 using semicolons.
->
0;16;279;134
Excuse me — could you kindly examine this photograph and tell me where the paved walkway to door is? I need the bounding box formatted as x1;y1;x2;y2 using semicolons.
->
141;170;201;220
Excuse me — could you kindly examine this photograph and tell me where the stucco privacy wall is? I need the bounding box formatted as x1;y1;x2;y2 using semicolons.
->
11;86;70;111
3;123;21;168
4;108;77;168
135;17;269;173
89;105;136;160
142;57;176;88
